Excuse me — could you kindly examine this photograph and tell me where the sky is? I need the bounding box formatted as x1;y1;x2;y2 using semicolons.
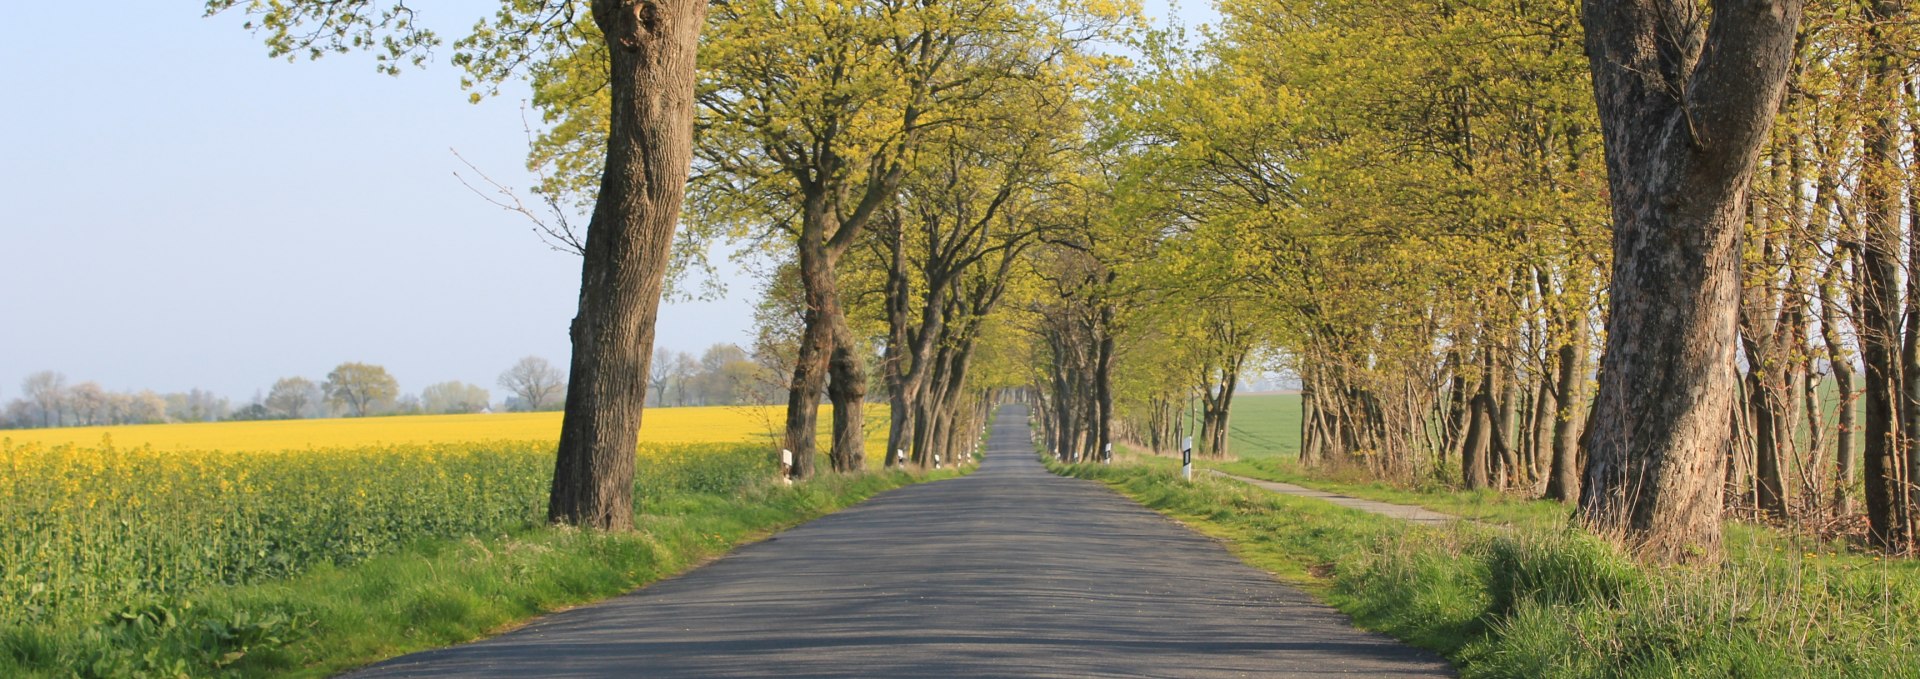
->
0;1;1217;404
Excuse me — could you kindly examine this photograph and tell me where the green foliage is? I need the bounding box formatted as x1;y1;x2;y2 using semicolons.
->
203;0;441;75
322;362;399;417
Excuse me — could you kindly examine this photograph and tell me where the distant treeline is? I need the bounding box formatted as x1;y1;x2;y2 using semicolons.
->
2;343;774;430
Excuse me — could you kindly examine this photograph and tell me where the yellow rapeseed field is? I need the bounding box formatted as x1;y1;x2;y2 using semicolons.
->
1;404;890;633
0;405;802;452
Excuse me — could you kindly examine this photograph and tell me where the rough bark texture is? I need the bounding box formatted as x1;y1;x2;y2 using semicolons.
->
1576;0;1801;562
549;0;708;530
882;220;913;468
1858;0;1913;550
782;225;837;480
1547;326;1587;502
827;311;868;472
1463;351;1495;490
1819;255;1857;515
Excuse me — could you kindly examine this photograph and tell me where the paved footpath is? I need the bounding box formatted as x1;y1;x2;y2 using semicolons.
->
351;404;1452;678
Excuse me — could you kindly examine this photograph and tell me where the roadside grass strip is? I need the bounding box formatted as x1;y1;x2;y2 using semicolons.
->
1054;457;1920;678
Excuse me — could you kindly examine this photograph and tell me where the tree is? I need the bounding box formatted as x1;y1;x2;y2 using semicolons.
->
265;376;323;419
229;403;275;421
67;382;108;426
650;348;678;405
1576;0;1802;562
667;351;699;405
1850;0;1916;552
499;356;565;411
22;371;66;428
675;0;1121;477
209;0;711;531
165;389;231;423
421;381;491;414
685;343;757;406
324;362;399;417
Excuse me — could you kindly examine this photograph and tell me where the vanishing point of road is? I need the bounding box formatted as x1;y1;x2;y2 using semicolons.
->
352;404;1452;677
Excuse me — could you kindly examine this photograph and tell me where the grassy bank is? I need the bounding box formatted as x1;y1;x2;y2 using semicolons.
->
1056;458;1920;678
3;443;961;678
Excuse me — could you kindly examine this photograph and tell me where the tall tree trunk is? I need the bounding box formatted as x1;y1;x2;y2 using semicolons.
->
1214;372;1238;459
1859;0;1913;550
1530;364;1557;496
1907;81;1920;525
1745;349;1789;517
882;218;911;467
1577;0;1801;561
549;0;708;530
1442;350;1470;465
1820;233;1857;517
1094;303;1116;461
1493;376;1520;489
782;226;836;480
1547;320;1588;502
827;312;868;472
1463;358;1494;490
1301;380;1323;465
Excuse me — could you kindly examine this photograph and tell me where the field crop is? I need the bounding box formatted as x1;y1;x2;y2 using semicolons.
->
0;404;893;633
0;439;772;633
1;405;800;452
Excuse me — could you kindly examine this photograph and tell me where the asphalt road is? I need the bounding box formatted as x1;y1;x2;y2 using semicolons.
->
350;404;1452;678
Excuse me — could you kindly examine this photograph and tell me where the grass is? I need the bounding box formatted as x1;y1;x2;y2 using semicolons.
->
1214;392;1302;459
1054;457;1920;678
1;468;958;678
1159;392;1302;459
1213;456;1571;527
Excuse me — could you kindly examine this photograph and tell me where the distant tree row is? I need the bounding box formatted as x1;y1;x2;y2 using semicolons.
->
0;349;771;430
1;371;226;428
648;343;783;407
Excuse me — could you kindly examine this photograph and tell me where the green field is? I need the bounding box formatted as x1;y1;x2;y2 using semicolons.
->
1181;392;1301;460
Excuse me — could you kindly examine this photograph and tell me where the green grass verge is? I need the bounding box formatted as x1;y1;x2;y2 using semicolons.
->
1055;458;1920;678
1;468;962;678
1213;456;1571;528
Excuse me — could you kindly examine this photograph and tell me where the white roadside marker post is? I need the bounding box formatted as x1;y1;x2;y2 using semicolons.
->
1181;437;1193;482
1103;442;1112;464
780;449;794;485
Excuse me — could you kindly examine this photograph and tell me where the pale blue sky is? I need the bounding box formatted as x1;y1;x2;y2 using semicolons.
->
0;1;1213;404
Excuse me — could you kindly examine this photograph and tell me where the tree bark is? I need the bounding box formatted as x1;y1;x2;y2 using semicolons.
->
1094;303;1116;462
1529;363;1557;496
1858;0;1913;551
549;0;708;530
1818;232;1857;517
1576;0;1801;561
782;221;837;480
827;309;868;472
1463;358;1494;490
882;217;911;468
1547;321;1587;502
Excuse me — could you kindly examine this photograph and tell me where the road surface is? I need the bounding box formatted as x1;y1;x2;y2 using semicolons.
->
351;404;1451;677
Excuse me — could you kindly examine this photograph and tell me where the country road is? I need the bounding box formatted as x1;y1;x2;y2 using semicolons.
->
349;404;1451;678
